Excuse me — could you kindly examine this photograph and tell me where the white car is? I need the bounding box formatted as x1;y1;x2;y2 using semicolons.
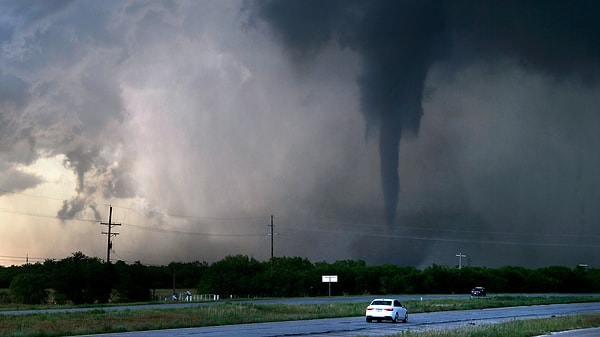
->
365;298;408;323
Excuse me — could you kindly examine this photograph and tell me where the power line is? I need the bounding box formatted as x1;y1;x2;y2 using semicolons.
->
109;248;203;266
276;216;600;241
277;221;600;249
3;201;599;249
0;188;265;222
122;222;266;237
3;188;600;240
0;205;267;237
3;189;600;250
109;204;266;221
0;202;269;237
0;254;52;264
0;188;90;204
2;201;599;249
0;207;98;223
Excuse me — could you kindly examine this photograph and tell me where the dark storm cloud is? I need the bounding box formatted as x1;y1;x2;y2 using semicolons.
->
250;0;600;226
2;0;599;268
446;0;600;80
0;72;28;111
0;165;44;195
0;0;135;218
0;72;36;165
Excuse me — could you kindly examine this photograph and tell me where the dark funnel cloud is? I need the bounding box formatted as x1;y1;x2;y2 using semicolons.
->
354;1;446;225
250;0;600;226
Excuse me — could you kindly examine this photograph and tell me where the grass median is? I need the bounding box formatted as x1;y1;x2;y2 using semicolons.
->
0;296;599;337
375;313;600;337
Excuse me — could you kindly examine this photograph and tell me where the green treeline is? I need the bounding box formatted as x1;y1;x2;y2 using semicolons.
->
0;252;598;305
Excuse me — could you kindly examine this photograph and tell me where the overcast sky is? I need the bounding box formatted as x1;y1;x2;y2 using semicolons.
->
1;0;599;268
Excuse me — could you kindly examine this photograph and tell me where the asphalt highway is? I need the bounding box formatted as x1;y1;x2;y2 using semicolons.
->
0;294;460;315
3;295;599;336
4;293;595;316
69;301;600;337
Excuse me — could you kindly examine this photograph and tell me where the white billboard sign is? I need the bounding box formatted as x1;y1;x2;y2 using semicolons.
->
322;275;338;282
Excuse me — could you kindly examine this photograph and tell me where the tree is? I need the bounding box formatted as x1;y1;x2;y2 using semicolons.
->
170;261;208;290
526;266;573;293
496;266;529;293
422;264;456;293
198;255;265;298
114;261;150;302
268;257;315;297
375;265;422;294
50;252;111;304
328;260;369;295
10;273;49;304
0;265;12;288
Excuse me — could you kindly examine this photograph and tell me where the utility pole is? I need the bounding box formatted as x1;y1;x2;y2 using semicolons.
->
101;205;121;263
269;214;274;270
456;253;467;270
172;265;176;300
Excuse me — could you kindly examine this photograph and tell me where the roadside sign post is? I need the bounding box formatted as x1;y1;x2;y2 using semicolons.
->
322;275;338;296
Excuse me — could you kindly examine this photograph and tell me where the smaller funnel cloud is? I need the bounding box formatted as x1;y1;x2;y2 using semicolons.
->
250;0;600;226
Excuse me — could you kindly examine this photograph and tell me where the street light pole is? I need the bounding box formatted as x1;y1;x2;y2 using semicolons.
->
456;253;467;269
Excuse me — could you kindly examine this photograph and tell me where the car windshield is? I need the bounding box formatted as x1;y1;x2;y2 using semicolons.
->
371;300;392;306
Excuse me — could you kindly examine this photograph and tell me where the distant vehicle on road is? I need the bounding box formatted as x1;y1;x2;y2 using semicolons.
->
365;298;408;323
471;286;487;297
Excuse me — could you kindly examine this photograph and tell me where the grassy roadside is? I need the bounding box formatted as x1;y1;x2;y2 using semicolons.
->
0;296;599;337
375;313;600;337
